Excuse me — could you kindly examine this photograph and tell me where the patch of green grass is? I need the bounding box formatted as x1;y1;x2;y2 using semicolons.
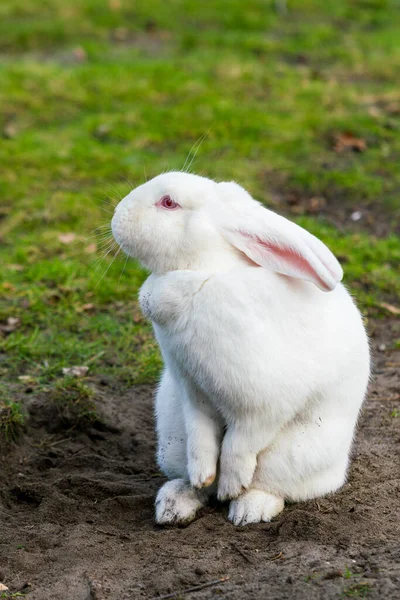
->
391;409;399;418
344;566;355;580
48;376;100;430
1;0;399;417
341;567;373;598
0;395;25;442
305;571;320;582
343;582;372;598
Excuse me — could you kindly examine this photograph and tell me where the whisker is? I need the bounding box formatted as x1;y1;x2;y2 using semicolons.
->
118;252;130;287
91;241;118;272
182;131;208;172
83;230;112;243
94;192;116;205
105;184;124;203
99;205;114;215
91;223;112;232
120;176;135;190
95;237;117;252
95;246;121;288
184;130;210;173
94;193;118;215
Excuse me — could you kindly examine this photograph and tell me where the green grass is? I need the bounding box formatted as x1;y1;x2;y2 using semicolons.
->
1;0;399;434
48;376;100;430
0;396;25;441
343;582;372;598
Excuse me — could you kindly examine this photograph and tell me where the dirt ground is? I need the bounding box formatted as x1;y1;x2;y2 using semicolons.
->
0;318;399;600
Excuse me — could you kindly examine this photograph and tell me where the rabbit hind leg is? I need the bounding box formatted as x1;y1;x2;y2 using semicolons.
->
252;416;352;503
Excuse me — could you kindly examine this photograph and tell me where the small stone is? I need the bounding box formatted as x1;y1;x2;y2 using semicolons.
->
350;211;363;222
378;344;386;352
94;123;112;139
3;123;17;139
72;46;87;62
62;366;89;377
0;316;21;333
58;233;76;244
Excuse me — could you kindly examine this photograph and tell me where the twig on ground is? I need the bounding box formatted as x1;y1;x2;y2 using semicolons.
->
94;528;118;537
231;542;254;564
266;551;284;561
150;576;230;600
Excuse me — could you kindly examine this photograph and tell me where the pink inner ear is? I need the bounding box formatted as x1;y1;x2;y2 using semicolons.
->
242;232;332;291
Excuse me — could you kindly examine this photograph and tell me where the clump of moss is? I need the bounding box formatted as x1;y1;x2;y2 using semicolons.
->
0;400;25;442
49;376;100;431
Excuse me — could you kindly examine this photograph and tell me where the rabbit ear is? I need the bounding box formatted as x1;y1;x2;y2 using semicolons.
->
218;183;343;292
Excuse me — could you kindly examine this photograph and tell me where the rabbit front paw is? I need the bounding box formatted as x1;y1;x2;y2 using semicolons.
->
228;489;285;526
155;479;206;525
217;452;257;501
188;451;217;489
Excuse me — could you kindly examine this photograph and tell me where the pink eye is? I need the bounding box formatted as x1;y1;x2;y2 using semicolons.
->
156;195;181;210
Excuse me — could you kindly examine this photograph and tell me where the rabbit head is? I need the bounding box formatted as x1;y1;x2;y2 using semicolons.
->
111;171;343;290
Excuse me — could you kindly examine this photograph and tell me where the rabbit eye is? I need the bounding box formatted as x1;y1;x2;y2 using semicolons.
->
156;195;181;210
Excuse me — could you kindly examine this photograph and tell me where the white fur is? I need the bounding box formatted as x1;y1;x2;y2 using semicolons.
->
112;171;370;526
155;479;208;525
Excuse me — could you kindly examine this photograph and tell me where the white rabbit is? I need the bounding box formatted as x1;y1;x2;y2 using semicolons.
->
111;171;370;526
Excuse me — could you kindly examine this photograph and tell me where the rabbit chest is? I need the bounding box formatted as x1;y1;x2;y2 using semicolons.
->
139;271;211;327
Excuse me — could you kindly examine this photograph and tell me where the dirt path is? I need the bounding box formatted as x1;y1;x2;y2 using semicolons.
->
0;319;399;600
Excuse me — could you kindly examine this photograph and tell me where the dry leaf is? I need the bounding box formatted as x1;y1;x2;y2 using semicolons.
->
109;0;122;9
81;303;95;312
368;106;382;118
334;132;367;153
307;196;326;214
3;123;17;139
58;233;76;244
113;27;129;41
62;366;89;377
72;46;87;62
3;282;15;291
379;302;400;316
0;583;9;591
76;303;95;313
0;317;21;333
7;263;24;271
386;101;400;115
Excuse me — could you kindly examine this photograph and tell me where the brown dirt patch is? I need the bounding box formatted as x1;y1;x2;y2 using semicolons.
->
1;319;399;600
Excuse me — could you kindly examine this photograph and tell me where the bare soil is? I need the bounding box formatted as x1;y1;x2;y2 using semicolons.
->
1;317;399;600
